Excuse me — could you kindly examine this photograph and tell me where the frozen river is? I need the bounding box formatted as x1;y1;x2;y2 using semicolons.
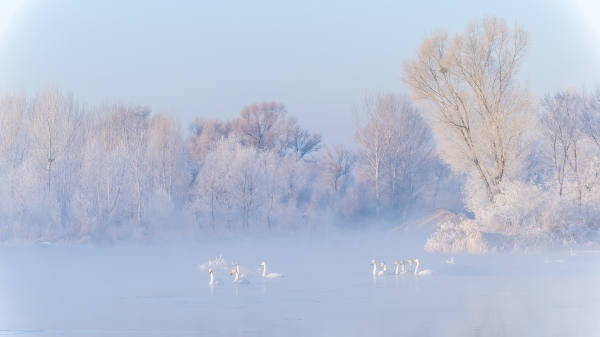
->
0;233;599;336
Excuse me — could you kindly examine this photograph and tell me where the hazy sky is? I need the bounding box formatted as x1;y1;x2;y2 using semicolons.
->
0;0;599;143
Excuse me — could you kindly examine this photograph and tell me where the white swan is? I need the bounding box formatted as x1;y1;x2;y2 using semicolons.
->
371;260;377;275
392;261;400;275
230;269;250;284
208;268;224;285
377;262;386;275
259;262;282;278
413;259;434;275
399;260;411;275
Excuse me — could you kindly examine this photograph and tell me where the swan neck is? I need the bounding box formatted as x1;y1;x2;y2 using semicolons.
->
262;264;267;277
401;263;406;272
210;272;214;283
234;271;239;282
395;264;399;274
372;263;377;275
414;261;420;275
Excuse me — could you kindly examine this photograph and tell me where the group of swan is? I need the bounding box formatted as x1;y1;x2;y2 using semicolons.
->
371;259;433;276
209;261;282;285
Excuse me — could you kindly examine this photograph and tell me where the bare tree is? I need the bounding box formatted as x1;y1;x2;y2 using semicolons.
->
285;117;323;161
354;92;394;216
196;138;237;231
402;16;533;202
583;85;600;150
382;96;433;215
321;144;355;194
262;151;282;232
80;107;129;222
188;117;232;165
231;147;267;230
0;87;28;169
354;92;433;217
120;105;151;223
238;102;287;151
148;113;185;198
28;87;81;193
539;89;586;198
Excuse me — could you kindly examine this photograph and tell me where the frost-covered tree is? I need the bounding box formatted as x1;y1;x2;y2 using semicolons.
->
121;105;151;223
230;146;268;230
147;113;187;200
188;117;232;166
28;87;82;194
238;101;289;151
354;92;393;216
321;144;355;195
382;96;433;216
583;86;600;142
402;16;534;202
285;117;323;161
354;92;433;217
0;87;28;170
539;89;587;199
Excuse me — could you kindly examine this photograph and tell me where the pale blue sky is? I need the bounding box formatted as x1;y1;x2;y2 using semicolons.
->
0;0;599;143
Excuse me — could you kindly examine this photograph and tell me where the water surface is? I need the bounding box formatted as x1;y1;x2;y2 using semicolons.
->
0;234;598;336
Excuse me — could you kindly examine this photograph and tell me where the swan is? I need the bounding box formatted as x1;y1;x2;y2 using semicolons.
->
208;268;224;285
406;259;413;273
399;260;411;275
371;260;377;275
392;261;400;275
259;262;282;278
377;262;386;275
236;263;247;278
230;269;250;284
413;259;434;275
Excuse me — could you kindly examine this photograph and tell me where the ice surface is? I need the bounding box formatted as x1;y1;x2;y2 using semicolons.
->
0;233;599;336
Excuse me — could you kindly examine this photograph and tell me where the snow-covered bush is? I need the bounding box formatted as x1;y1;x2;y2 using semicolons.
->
425;219;488;254
197;256;261;276
427;179;592;253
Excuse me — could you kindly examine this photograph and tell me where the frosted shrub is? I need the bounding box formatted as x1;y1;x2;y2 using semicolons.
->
484;181;584;248
197;255;261;276
425;219;488;254
198;255;232;273
426;178;590;253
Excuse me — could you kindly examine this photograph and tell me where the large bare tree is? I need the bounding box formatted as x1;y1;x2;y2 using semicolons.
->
402;16;534;201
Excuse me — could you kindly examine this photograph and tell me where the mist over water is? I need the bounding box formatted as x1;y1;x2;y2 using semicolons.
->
0;232;598;337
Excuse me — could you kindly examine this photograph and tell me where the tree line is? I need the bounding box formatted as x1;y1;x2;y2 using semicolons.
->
1;16;598;251
0;88;444;242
